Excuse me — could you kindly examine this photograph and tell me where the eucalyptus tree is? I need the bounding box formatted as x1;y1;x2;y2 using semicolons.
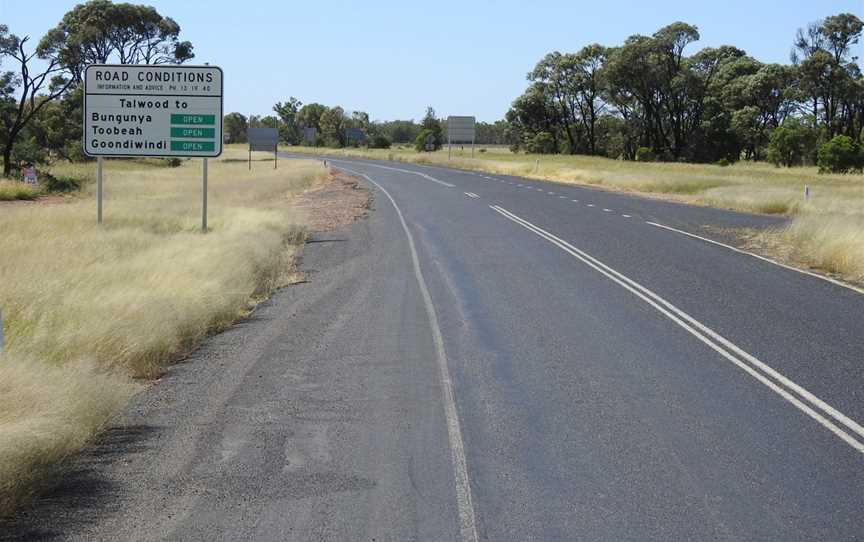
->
37;0;194;78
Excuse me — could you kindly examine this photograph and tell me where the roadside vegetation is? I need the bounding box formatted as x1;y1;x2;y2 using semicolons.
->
0;148;325;514
0;180;39;201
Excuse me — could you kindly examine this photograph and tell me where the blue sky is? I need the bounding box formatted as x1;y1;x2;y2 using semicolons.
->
1;0;862;121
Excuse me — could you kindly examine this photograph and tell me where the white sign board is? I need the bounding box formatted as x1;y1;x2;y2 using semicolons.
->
84;64;223;157
448;116;476;143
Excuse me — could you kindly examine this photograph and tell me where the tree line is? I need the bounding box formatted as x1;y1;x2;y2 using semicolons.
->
223;102;509;149
505;14;864;172
0;0;194;176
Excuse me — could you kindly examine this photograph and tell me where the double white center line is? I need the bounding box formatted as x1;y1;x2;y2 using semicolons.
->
489;204;864;454
464;192;480;199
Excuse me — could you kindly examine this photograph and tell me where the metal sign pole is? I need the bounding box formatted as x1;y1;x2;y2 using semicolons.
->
202;158;208;233
274;144;277;169
97;156;103;224
472;136;475;158
448;131;451;160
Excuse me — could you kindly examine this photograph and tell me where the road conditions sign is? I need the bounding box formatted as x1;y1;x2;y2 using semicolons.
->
84;64;223;157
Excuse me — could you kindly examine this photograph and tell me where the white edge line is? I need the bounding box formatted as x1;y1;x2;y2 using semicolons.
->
338;166;479;541
489;204;864;453
646;221;864;297
327;158;456;187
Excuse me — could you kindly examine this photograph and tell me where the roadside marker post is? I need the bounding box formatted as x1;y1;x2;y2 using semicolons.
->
83;64;223;230
804;185;811;202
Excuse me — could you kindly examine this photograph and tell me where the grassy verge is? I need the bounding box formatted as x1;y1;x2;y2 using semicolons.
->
286;144;864;288
748;214;864;285
0;149;326;514
0;181;40;201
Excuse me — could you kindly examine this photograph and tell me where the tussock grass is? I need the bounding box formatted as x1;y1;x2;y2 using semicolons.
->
0;360;137;513
761;214;864;284
288;144;864;286
0;181;40;201
0;149;325;514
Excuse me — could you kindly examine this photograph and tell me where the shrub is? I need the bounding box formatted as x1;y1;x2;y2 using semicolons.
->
165;157;182;167
635;147;656;162
369;134;391;149
41;173;82;193
0;180;40;201
766;119;819;167
817;135;863;174
10;137;48;171
415;129;436;152
525;132;556;154
479;148;487;153
716;158;731;167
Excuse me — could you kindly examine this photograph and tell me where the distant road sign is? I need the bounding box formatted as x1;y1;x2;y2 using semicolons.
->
447;116;476;143
83;64;223;157
344;127;364;144
302;127;317;145
248;127;279;151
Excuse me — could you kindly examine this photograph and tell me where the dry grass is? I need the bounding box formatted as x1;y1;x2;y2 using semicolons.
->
755;214;864;284
0;149;326;514
0;181;40;201
288;144;864;287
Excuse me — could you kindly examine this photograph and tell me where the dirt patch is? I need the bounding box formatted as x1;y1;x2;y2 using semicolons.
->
294;169;371;232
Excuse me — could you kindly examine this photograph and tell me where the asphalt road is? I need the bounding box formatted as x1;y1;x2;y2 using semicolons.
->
4;156;863;541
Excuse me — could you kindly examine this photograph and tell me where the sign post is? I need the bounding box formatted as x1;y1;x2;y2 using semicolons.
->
83;64;223;230
97;157;103;224
447;116;476;159
202;158;208;232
